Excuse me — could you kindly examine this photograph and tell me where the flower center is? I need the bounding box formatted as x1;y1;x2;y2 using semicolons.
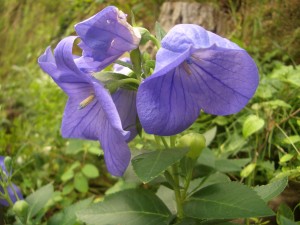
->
183;58;193;75
78;94;95;110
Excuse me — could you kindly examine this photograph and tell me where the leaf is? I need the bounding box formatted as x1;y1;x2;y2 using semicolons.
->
280;154;295;164
77;189;171;225
82;164;99;179
243;115;265;138
183;182;274;219
254;176;288;202
61;169;74;182
26;183;54;217
203;126;217;146
175;218;232;225
62;183;74;195
240;163;256;178
277;203;294;221
215;158;251;173
282;135;300;145
155;21;166;41
131;148;188;183
65;140;84;155
188;173;230;195
48;198;93;225
74;173;89;193
278;216;299;225
261;100;291;109
87;147;102;156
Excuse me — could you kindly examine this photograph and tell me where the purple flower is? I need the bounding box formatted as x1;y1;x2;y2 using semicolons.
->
137;24;259;136
74;6;141;72
0;156;23;206
38;36;137;176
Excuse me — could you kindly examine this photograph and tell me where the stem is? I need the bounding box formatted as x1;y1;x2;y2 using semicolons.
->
118;78;141;86
2;183;14;207
172;163;184;219
149;34;161;49
160;137;169;149
275;124;300;155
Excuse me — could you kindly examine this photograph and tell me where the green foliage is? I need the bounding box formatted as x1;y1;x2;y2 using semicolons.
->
131;148;188;183
77;189;172;225
183;182;274;219
1;0;300;224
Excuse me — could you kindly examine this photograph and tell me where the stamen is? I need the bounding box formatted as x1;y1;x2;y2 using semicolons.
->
78;94;95;110
183;61;192;75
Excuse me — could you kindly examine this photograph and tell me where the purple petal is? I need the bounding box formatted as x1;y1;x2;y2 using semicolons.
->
112;89;137;141
137;24;259;135
74;6;140;70
189;46;259;115
99;122;131;176
0;184;23;207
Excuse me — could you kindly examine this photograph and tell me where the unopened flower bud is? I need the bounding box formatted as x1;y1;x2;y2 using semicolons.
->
13;200;29;223
177;133;206;159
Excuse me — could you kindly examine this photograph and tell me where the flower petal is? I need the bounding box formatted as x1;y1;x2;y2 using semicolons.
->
0;184;23;207
189;46;259;115
99;121;131;176
151;24;242;79
112;89;137;141
137;25;259;135
137;68;199;136
74;6;140;70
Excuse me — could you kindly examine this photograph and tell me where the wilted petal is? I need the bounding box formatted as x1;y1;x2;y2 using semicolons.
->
137;24;259;135
74;6;140;70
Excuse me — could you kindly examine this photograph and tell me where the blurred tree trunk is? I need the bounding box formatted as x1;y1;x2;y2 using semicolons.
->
158;1;233;35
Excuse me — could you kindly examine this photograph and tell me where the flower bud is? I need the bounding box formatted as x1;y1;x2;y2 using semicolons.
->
177;133;206;159
4;156;12;172
13;200;29;223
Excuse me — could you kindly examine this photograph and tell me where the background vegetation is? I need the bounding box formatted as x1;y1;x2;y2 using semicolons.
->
0;0;299;224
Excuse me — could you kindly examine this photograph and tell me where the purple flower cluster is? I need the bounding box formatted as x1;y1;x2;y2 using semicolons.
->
39;6;259;176
0;156;23;206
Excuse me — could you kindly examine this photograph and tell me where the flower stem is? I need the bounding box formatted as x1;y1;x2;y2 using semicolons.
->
172;163;184;220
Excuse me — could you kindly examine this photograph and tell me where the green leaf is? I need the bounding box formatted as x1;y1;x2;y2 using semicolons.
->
155;21;166;41
215;158;251;173
261;100;291;109
74;173;89;193
277;203;294;221
77;189;171;225
87;146;102;156
65;140;84;155
240;163;256;178
62;183;74;195
131;148;188;183
278;216;299;225
203;126;217;146
282;135;300;145
280;154;295;164
26;183;54;217
254;176;288;202
183;182;274;219
48;198;93;225
243;115;265;138
61;169;74;182
82;164;99;179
